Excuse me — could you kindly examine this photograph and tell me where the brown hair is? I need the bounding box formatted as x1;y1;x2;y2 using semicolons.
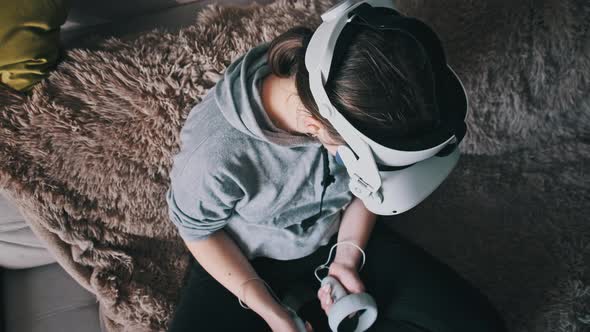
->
267;24;440;147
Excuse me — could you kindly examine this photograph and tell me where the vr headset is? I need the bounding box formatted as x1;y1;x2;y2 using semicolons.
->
305;0;469;216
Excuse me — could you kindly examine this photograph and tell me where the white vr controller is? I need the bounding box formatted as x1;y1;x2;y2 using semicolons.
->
287;275;377;332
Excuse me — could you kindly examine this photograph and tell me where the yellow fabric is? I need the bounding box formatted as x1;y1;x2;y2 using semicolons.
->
0;0;69;92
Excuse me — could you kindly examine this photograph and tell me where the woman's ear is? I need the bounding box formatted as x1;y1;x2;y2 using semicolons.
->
302;115;323;136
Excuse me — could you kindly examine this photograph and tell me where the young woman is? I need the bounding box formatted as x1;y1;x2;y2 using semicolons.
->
165;17;507;332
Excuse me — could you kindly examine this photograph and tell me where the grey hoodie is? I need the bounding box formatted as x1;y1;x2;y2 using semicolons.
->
166;42;353;260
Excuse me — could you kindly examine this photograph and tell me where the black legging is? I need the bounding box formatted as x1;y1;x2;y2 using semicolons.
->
168;220;507;332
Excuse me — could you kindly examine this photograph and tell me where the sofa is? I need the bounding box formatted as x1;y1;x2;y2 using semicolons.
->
0;189;104;332
0;1;263;331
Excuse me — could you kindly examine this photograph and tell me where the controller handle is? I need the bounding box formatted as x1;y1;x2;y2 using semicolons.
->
280;277;378;332
285;305;308;332
321;276;378;332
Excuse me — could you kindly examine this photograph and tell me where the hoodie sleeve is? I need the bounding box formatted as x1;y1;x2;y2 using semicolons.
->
166;165;244;242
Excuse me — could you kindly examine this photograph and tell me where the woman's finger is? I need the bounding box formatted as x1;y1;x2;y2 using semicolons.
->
323;292;333;311
317;288;326;311
317;284;328;297
318;292;332;312
317;284;334;312
317;285;330;299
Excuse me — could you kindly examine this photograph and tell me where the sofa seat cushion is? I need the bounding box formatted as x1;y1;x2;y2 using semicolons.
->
0;191;55;269
2;263;101;332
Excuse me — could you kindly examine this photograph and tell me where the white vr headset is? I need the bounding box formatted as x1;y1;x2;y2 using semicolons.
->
305;0;469;215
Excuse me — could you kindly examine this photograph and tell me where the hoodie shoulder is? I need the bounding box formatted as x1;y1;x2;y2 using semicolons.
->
171;89;258;181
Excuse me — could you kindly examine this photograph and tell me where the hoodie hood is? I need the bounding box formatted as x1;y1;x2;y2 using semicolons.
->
214;42;319;148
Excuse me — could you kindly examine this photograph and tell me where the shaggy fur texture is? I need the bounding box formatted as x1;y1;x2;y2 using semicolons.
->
0;0;589;331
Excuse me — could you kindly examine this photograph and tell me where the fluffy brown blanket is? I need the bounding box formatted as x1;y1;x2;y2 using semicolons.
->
1;0;589;331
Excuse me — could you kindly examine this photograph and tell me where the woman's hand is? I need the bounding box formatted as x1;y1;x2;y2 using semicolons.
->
316;261;365;315
269;319;314;332
266;312;314;332
265;305;314;332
